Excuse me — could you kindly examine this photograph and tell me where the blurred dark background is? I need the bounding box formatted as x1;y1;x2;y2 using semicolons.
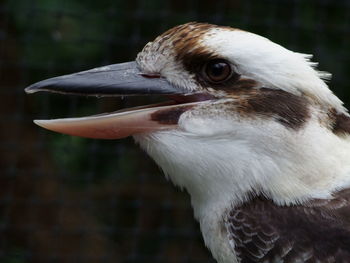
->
0;0;349;262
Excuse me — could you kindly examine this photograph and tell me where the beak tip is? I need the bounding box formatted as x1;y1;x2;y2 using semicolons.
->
25;87;34;94
33;119;48;128
25;84;41;94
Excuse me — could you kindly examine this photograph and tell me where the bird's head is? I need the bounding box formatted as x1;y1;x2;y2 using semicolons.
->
26;23;350;215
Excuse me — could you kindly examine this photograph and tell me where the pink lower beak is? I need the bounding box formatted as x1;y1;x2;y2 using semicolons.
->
33;102;195;139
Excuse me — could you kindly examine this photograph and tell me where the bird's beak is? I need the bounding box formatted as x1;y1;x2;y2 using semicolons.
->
25;61;181;96
25;61;211;139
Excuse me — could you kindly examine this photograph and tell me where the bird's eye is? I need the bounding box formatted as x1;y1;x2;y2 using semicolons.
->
204;59;232;83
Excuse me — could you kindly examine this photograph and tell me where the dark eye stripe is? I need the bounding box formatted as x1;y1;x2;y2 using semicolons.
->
331;111;350;135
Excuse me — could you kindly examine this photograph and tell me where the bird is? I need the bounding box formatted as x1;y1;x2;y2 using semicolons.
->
25;22;350;263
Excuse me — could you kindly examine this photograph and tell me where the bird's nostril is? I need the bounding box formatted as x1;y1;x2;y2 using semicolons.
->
140;73;161;79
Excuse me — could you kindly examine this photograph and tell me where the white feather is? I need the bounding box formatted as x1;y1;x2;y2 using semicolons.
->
201;29;347;114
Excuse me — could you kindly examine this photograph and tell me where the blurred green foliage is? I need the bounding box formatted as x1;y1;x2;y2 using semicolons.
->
2;248;26;263
7;0;124;64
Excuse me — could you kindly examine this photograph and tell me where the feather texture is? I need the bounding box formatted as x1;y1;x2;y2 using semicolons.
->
225;189;350;262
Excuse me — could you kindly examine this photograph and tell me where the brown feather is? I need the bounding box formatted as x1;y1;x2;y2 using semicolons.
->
224;189;350;262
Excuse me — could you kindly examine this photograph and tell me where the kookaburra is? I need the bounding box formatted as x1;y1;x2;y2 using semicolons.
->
26;22;350;262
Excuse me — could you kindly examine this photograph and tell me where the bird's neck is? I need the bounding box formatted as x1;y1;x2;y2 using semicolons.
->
136;128;350;209
134;125;350;263
136;130;350;233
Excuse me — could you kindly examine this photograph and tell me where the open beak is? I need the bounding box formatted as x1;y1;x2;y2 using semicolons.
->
25;61;213;139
